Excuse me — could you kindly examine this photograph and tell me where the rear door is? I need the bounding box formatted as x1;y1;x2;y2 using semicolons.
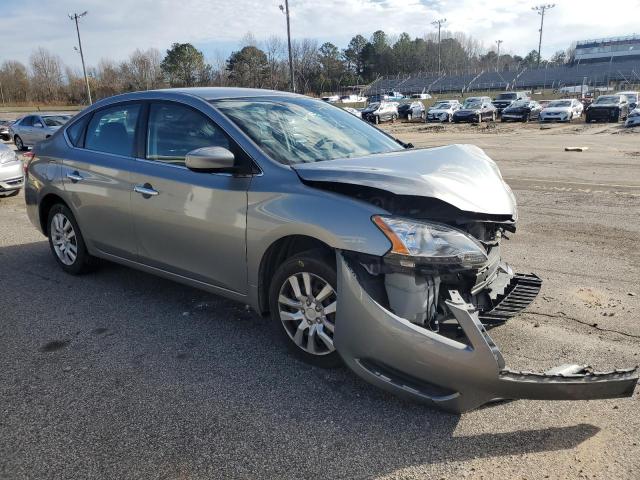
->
17;116;35;144
129;101;251;294
62;102;140;259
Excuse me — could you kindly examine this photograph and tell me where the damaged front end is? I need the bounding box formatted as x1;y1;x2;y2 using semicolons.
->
335;250;637;413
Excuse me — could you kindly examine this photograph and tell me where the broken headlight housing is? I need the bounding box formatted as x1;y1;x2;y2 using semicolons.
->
373;215;488;268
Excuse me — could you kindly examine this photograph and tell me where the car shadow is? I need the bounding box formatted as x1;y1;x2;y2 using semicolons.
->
0;240;600;479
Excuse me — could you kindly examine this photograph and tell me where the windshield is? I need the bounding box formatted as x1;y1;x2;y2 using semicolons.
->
548;101;571;107
464;101;482;109
497;93;517;100
510;100;529;108
595;96;619;104
212;97;403;165
42;115;71;126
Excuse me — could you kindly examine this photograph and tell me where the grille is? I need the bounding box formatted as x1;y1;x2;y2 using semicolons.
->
479;273;542;324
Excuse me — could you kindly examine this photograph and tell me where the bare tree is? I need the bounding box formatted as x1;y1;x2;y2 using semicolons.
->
0;61;30;103
263;36;286;90
121;48;163;90
29;47;64;102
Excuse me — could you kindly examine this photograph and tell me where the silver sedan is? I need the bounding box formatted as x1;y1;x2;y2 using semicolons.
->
23;88;638;412
10;114;72;150
0;143;23;197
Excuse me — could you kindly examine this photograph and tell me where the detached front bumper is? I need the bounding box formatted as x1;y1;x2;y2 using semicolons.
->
334;253;638;413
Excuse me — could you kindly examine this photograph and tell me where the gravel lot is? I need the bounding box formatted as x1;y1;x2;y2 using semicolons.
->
1;120;639;479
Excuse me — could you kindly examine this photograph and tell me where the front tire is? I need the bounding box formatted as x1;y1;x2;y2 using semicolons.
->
47;204;97;275
14;135;26;151
269;251;340;368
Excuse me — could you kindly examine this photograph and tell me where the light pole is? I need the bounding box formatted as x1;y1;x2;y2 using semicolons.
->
495;40;503;72
69;11;92;104
532;4;555;68
431;18;447;74
279;1;295;92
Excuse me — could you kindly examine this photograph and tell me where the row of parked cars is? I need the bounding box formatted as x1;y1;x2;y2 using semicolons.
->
345;89;640;127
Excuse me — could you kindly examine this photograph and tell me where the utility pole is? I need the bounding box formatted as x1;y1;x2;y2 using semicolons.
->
279;1;295;92
495;40;503;72
431;18;447;74
532;4;555;68
69;11;92;105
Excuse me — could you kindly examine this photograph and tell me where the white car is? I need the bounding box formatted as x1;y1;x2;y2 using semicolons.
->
539;99;583;123
321;95;340;103
617;90;638;109
342;107;362;118
340;95;367;104
411;93;432;100
625;107;640;127
0;143;23;197
426;101;461;122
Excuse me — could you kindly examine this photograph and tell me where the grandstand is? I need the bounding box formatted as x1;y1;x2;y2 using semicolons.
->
365;58;640;95
575;35;640;63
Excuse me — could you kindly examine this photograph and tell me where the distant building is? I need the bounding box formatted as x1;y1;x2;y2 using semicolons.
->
575;35;640;63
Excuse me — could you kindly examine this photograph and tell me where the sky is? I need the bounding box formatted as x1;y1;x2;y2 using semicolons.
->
2;0;640;71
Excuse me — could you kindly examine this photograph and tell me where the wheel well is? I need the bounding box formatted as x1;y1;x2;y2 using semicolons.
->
257;235;334;315
39;194;68;234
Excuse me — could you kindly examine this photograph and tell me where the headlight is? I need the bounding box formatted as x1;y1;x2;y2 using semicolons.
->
0;149;18;165
372;216;488;268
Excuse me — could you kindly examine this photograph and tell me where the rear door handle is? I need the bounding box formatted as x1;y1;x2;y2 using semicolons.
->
66;171;83;182
133;184;159;197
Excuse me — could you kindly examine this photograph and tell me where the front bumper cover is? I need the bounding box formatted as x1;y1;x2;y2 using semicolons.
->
334;253;638;413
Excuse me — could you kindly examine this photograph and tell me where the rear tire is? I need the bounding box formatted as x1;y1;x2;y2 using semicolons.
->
47;204;98;275
269;250;341;369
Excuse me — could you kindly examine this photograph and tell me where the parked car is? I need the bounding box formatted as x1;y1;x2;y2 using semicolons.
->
426;101;460;122
538;99;583;123
410;93;432;100
0;142;23;197
500;100;543;122
397;101;425;121
492;91;530;114
340;95;367;104
361;101;399;124
342;106;362;118
453;98;497;123
384;91;404;101
23;88;638;413
585;94;630;123
0;119;13;141
10;114;72;150
625;107;640;127
321;95;340;103
617;91;638;109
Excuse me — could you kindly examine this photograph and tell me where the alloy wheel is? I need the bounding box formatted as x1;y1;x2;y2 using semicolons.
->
14;136;23;150
277;272;337;356
50;212;78;266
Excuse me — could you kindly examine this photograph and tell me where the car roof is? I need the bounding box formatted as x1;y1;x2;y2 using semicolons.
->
150;87;300;100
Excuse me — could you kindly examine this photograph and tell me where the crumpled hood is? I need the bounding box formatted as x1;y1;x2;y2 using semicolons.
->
292;144;517;218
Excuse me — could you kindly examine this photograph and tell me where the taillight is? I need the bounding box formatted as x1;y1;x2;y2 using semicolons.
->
22;151;34;175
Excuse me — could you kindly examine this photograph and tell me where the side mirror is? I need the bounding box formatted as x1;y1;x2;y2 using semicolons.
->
185;146;235;173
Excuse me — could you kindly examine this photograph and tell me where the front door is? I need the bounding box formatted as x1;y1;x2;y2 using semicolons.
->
129;101;250;294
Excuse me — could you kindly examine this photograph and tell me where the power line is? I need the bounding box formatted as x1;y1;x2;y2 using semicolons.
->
532;4;555;68
431;18;447;74
279;1;295;92
69;11;92;104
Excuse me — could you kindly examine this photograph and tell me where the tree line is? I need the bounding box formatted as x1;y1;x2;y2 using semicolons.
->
0;30;575;105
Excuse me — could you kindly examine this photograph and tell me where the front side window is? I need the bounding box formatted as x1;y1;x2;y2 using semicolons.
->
85;104;140;156
146;103;230;166
212;97;403;165
21;116;34;127
42;115;71;127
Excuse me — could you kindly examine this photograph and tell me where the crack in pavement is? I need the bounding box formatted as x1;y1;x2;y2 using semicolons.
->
527;311;640;339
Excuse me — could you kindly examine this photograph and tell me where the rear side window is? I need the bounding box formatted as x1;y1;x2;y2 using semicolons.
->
66;116;89;147
146;102;230;166
85;104;140;156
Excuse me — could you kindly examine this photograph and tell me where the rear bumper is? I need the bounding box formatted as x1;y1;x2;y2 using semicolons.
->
334;253;638;413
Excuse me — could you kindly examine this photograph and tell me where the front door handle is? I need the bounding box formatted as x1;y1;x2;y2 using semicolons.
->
133;183;159;197
66;171;83;182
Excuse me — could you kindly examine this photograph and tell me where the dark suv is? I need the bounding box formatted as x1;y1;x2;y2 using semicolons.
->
585;94;630;123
